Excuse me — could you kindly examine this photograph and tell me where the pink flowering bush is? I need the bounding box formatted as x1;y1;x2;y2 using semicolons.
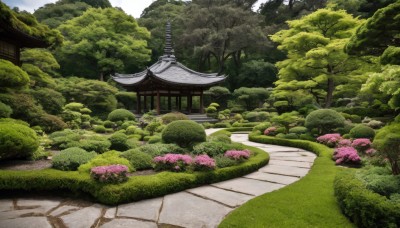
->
90;165;129;184
365;148;377;155
193;155;216;171
351;138;372;154
317;133;342;147
225;149;251;162
264;127;278;136
333;147;361;165
337;139;352;148
153;153;193;172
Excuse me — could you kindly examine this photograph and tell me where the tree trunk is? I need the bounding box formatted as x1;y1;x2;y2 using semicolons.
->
100;72;104;81
391;160;400;175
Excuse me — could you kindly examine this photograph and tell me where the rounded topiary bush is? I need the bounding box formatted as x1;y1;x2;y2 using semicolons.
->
289;126;308;135
0;101;12;118
192;141;228;157
162;120;206;148
108;132;129;151
0;122;39;160
121;149;153;170
161;112;189;124
0;59;30;88
52;147;96;171
108;109;135;122
350;124;376;139
305;109;345;134
78;150;134;173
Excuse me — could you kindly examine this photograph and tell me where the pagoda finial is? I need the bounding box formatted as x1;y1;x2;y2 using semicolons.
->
161;21;176;62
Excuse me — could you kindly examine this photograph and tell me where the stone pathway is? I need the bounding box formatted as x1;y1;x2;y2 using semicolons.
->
0;130;316;228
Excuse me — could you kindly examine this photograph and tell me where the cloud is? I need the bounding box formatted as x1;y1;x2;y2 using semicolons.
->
109;0;154;18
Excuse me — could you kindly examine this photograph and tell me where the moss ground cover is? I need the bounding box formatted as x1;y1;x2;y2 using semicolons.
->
219;133;354;228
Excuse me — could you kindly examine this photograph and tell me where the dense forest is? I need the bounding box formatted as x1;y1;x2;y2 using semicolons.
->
0;0;399;131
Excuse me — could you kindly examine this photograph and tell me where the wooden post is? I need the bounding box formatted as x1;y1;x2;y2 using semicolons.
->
137;92;141;114
144;95;147;112
156;90;161;115
150;95;154;110
168;91;172;111
175;96;178;111
200;90;204;114
178;95;182;111
188;95;192;114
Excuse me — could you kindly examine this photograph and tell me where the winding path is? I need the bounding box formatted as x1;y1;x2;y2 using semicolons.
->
0;130;316;228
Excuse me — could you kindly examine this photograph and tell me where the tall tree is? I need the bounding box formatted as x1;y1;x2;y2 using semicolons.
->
271;9;372;108
181;1;266;74
56;8;151;80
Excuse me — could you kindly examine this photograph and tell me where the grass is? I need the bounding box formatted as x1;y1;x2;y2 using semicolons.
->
219;134;355;228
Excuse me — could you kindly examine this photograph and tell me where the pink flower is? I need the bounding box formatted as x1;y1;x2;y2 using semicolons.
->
365;148;377;155
153;153;193;172
90;164;129;184
264;127;277;136
333;147;361;165
225;149;250;160
317;134;342;147
194;155;216;170
337;139;352;147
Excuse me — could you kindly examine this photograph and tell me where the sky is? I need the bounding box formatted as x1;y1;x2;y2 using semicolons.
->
2;0;267;18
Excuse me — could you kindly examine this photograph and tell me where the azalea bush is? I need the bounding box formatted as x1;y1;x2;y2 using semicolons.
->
225;149;251;162
316;133;342;147
263;127;278;136
193;155;216;171
333;147;361;165
337;139;352;148
153;153;193;172
352;138;373;154
90;164;129;184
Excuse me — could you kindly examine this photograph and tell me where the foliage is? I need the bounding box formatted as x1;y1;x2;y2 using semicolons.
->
192;142;228;157
0;60;30;89
214;155;239;168
78;150;133;173
289;126;308;135
244;111;269;122
153;153;193;172
90;164;129;184
264;127;278;136
317;133;342;147
35;113;67;133
225;150;251;162
57;7;151;80
233;87;271;111
93;125;106;133
138;143;185;158
52;147;96;171
56;77;118;113
207;134;231;144
334;171;400;228
161;112;188;124
204;87;231;108
0;102;12;118
305;109;345;134
271;9;371;108
0;122;39;160
108;109;135;122
0;2;62;47
349;124;375;139
21;48;60;77
161;120;206;148
21;64;56;88
253;122;272;133
373;123;400;175
31;88;65;115
193;155;216;171
237;60;277;88
145;118;163;136
108;132;130;151
115;92;136;110
271;111;302;133
121;149;153;170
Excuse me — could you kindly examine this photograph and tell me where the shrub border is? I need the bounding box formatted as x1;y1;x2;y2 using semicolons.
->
334;170;400;227
0;129;268;205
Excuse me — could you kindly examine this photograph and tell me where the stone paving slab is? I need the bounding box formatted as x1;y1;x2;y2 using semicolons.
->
244;172;300;185
0;209;41;219
158;192;232;228
0;200;13;212
259;164;310;177
0;217;52;228
117;197;162;222
212;178;284;196
271;156;316;163
269;160;313;168
187;186;254;207
101;218;157;228
104;207;116;219
49;205;80;217
269;152;313;157
17;199;60;214
60;204;103;228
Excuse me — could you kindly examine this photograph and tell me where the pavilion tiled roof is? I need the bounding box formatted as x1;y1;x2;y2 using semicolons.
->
112;22;226;87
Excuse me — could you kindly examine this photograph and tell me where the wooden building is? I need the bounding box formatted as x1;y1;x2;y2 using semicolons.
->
112;22;226;115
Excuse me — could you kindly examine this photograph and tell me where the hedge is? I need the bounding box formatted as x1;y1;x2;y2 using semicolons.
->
0;142;268;205
334;171;400;228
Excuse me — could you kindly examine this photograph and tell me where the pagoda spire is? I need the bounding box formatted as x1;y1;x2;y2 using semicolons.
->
161;21;176;62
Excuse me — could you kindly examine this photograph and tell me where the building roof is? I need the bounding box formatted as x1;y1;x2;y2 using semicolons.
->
112;22;226;88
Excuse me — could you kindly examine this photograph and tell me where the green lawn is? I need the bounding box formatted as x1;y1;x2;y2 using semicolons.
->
219;135;355;228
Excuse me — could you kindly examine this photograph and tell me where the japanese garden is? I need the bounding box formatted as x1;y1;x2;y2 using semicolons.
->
0;0;399;227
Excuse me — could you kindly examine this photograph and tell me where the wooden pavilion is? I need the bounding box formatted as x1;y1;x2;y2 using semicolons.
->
112;22;226;115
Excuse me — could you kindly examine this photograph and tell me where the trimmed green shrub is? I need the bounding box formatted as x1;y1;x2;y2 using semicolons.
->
373;123;400;175
126;138;141;149
31;88;65;115
357;167;400;197
120;121;137;130
64;102;84;112
215;154;239;168
284;133;299;139
232;122;260;128
121;149;153;170
108;109;135;122
349;124;375;139
103;120;116;129
289;126;308;135
214;122;231;128
162;120;206;148
0;59;29;88
161;112;189;124
0;122;39;160
192;142;228;157
116;92;136;110
109;132;129;151
139;144;186;157
78;151;134;173
79;139;111;153
299;133;315;141
245;112;269;122
52;147;96;171
253;122;272;132
334;171;400;228
0;118;29;126
305;109;345;134
207;135;231;144
125;126;137;135
148;135;162;144
0;102;12;118
94;125;106;133
34;113;67;133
